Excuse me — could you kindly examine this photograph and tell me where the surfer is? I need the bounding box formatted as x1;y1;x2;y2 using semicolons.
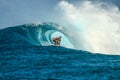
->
52;36;62;46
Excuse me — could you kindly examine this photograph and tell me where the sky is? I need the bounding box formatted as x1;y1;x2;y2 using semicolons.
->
0;0;119;28
0;0;59;28
0;0;120;54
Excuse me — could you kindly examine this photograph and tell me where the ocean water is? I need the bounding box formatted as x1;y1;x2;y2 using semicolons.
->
0;23;120;80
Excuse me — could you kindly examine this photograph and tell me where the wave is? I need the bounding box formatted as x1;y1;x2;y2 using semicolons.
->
0;22;119;55
0;23;74;49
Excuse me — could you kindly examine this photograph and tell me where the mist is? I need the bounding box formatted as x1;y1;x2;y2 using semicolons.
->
54;0;120;54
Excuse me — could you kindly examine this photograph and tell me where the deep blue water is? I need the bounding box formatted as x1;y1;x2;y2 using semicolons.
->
1;46;120;80
0;23;120;80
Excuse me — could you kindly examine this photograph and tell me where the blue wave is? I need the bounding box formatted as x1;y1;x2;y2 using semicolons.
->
0;23;72;48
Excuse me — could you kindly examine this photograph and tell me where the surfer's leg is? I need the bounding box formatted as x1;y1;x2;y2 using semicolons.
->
55;41;57;45
57;41;60;46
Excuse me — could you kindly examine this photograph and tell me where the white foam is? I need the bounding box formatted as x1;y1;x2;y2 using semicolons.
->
57;1;120;54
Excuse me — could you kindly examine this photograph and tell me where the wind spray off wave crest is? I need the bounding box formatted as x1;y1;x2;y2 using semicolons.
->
57;1;120;54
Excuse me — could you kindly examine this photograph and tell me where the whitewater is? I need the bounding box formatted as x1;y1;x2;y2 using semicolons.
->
51;1;120;54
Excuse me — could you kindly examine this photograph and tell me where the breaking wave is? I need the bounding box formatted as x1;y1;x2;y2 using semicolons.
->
0;23;74;49
0;22;119;55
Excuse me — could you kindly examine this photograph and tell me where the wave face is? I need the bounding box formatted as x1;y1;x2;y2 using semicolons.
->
0;23;74;48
